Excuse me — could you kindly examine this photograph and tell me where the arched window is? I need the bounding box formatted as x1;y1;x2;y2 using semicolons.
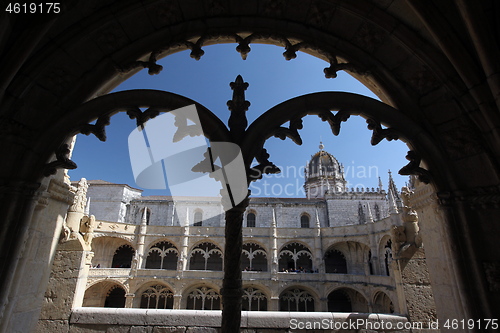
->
327;289;351;312
279;288;314;312
374;203;381;220
193;211;203;226
189;242;223;271
278;243;313;272
104;285;126;308
246;212;256;228
186;286;220;310
140;285;174;309
241;243;267;271
300;214;310;228
368;250;374;275
242;287;267;311
324;248;348;273
111;244;134;268
145;241;178;270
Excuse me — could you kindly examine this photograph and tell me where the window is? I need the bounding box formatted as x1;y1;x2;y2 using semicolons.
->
111;244;135;268
246;212;256;228
194;211;202;226
145;241;178;270
186;286;220;310
140;285;174;309
279;288;314;312
278;243;313;272
104;285;126;308
241;243;267;271
300;214;310;228
189;242;223;270
324;249;347;273
242;287;267;311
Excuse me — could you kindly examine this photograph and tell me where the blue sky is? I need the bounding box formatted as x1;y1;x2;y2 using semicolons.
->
69;43;410;197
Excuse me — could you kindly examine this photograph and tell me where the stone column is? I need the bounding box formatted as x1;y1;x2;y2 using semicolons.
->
410;181;469;327
221;199;248;333
0;175;75;333
125;293;135;308
173;294;182;309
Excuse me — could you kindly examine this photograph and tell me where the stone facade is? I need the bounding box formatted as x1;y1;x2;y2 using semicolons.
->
37;148;437;331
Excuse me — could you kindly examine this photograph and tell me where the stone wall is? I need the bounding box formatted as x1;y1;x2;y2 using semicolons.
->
66;308;419;333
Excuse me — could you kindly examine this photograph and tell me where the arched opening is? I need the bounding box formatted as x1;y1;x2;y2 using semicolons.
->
279;287;315;312
104;286;126;308
185;286;221;310
241;243;267;272
145;241;178;270
327;288;368;313
246;212;256;228
324;249;348;274
193;210;203;227
278;243;313;272
300;214;310;228
111;244;135;268
242;287;268;311
327;289;352;312
139;284;174;309
189;242;223;271
373;291;394;314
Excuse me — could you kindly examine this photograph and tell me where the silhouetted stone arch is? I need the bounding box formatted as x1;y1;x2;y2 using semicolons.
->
145;241;178;270
324;249;348;273
111;244;135;268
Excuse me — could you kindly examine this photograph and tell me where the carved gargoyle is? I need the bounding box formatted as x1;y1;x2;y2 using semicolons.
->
391;186;422;259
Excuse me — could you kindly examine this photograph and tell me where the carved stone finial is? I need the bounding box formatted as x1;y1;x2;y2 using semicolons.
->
227;75;250;143
69;178;88;213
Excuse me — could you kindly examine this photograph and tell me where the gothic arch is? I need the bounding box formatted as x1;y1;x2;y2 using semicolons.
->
188;241;223;271
327;287;369;313
182;284;221;310
372;290;395;314
134;282;175;309
278;286;319;312
91;236;135;268
83;280;128;308
1;1;499;329
145;240;179;270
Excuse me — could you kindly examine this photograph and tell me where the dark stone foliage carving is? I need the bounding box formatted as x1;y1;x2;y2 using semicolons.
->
117;51;163;75
126;107;161;128
317;110;350;136
249;148;280;182
398;151;431;184
273;118;303;145
438;185;500;209
43;144;77;176
366;118;399;145
79;114;111;142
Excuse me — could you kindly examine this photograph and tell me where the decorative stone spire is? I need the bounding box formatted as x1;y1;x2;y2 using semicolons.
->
319;141;324;151
365;203;374;223
388;170;402;207
141;207;148;225
227;75;250;143
378;177;383;192
84;197;91;216
388;187;399;214
315;208;321;228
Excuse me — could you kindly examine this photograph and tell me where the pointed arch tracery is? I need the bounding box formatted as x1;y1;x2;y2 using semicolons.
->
279;287;315;312
189;242;223;271
242;286;268;311
185;286;221;310
278;242;313;272
139;284;174;309
241;242;267;272
145;241;179;270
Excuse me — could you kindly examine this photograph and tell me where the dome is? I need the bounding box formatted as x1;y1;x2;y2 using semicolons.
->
308;150;341;178
304;143;347;198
